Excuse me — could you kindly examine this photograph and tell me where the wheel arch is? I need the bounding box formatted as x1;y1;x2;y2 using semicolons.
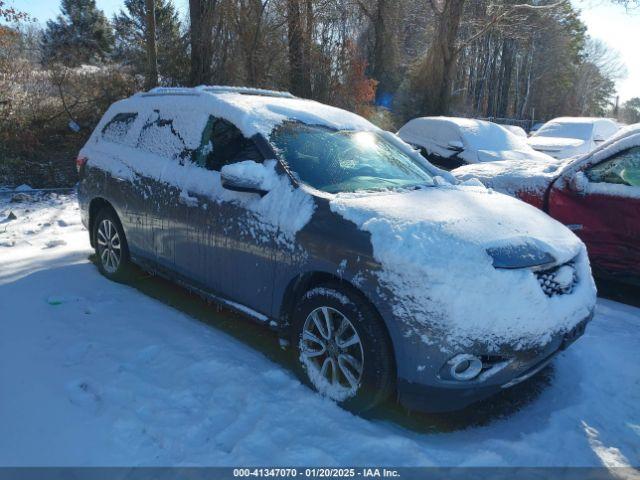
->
281;270;399;404
278;271;397;368
88;197;116;248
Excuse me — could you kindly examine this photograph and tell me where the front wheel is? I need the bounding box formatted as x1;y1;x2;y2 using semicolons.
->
93;207;131;282
291;284;395;413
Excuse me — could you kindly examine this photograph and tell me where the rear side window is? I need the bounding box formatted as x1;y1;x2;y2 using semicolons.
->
193;116;263;171
101;113;137;144
137;110;192;163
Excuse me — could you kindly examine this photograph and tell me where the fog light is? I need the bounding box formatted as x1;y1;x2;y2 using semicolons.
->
448;354;483;381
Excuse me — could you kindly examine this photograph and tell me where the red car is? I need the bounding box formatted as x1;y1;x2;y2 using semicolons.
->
453;125;640;282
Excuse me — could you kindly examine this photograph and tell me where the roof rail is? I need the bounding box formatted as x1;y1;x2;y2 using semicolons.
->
140;87;202;97
200;85;295;99
138;85;296;99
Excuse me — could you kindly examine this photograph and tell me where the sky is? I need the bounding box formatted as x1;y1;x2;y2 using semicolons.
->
9;0;640;103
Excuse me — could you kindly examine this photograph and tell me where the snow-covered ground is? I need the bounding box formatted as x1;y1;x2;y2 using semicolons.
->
0;191;638;468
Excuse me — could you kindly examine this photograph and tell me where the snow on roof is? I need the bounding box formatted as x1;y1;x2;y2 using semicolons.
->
545;116;617;125
108;86;377;141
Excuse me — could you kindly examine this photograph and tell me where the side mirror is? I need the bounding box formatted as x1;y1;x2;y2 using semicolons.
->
447;140;464;152
568;172;587;193
220;160;273;197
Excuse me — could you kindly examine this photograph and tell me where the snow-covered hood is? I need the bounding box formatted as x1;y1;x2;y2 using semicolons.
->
451;157;571;198
331;185;581;266
527;136;585;153
330;185;595;350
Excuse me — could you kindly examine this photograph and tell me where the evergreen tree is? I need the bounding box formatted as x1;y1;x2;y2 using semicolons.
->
113;0;189;86
42;0;114;66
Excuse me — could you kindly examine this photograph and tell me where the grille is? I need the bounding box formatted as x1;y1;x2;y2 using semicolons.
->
535;262;578;297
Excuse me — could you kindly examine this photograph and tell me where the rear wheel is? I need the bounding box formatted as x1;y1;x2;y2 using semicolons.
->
93;208;131;281
291;284;395;413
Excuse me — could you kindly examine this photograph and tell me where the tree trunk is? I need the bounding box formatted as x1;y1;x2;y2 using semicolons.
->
144;0;158;90
287;0;311;97
414;0;466;115
189;0;216;86
496;39;514;117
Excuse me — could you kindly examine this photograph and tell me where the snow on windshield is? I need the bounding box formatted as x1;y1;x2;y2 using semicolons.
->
534;121;593;140
270;123;434;193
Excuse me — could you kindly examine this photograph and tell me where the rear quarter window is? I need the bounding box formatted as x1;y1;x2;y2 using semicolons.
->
137;110;193;164
101;113;138;144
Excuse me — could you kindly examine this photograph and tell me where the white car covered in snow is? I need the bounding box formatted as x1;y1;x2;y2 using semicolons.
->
527;117;619;159
397;116;553;171
77;87;597;413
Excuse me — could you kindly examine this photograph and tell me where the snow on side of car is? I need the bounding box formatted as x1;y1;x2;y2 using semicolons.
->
330;184;596;350
221;160;316;237
2;192;638;468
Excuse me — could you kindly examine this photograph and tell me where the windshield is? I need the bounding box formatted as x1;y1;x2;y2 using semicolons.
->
270;123;434;193
534;121;593;140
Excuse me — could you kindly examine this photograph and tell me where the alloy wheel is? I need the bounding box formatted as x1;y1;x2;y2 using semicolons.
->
96;219;122;274
299;306;365;401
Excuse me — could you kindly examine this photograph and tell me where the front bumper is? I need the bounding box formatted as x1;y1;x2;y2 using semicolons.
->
397;312;593;413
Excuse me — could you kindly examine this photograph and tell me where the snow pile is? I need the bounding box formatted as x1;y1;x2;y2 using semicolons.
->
0;191;89;283
0;192;638;467
330;185;596;350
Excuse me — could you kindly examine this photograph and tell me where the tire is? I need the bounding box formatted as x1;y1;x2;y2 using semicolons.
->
93;207;131;282
291;283;395;413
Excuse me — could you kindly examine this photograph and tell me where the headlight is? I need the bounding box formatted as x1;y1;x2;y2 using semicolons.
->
487;243;556;269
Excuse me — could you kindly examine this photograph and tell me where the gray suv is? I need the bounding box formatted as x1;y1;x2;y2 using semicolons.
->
77;86;596;413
